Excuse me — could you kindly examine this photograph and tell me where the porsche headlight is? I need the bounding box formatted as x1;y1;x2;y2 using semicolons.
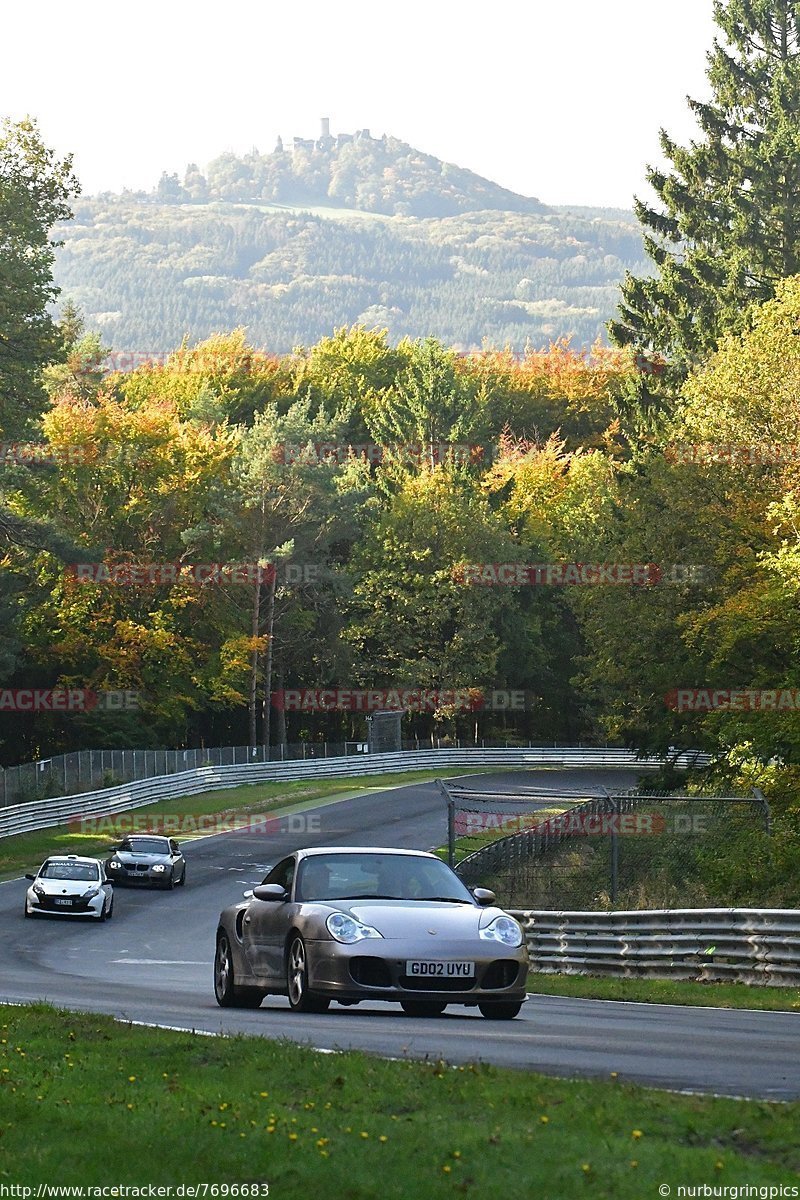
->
326;913;383;944
479;916;523;947
152;864;166;873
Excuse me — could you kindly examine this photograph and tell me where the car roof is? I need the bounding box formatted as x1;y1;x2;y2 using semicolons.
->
295;847;438;860
42;855;101;867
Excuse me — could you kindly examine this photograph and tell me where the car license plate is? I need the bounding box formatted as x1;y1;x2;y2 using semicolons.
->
54;898;72;907
405;960;475;978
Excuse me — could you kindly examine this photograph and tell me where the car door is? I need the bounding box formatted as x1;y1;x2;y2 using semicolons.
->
242;856;296;982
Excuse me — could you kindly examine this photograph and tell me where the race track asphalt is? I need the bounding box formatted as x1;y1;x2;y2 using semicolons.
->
2;769;798;1100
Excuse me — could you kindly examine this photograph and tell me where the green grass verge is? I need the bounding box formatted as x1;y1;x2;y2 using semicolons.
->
528;972;800;1013
0;768;489;881
1;1004;797;1193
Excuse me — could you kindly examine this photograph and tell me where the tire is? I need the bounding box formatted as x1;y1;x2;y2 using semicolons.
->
400;1000;447;1017
164;870;176;891
214;932;265;1009
23;901;31;919
478;1001;522;1020
177;867;186;886
286;935;330;1013
105;896;114;921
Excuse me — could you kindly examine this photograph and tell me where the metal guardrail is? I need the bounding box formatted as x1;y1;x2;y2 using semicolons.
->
510;908;800;986
0;747;707;840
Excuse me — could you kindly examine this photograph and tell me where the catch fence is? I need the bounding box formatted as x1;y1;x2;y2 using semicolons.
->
442;781;769;910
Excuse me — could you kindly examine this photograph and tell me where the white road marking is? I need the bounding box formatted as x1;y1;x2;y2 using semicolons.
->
110;959;207;965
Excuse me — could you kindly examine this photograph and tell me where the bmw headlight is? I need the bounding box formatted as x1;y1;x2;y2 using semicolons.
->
479;915;523;947
326;913;383;944
109;860;122;870
152;864;166;873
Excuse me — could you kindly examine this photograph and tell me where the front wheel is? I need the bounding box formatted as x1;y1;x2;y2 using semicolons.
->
287;936;330;1013
214;932;265;1009
400;1000;447;1017
478;1001;522;1020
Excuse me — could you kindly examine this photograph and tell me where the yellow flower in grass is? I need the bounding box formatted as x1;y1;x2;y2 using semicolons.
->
442;1166;451;1175
631;1130;642;1140
539;1115;549;1124
581;1164;591;1173
128;1076;136;1082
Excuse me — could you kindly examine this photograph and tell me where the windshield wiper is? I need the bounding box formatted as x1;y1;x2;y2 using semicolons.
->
332;893;400;900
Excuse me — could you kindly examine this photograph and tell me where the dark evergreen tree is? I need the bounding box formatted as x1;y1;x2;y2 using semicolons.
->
610;1;800;373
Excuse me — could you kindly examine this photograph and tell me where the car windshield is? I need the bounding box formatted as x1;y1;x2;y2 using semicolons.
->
120;839;169;854
40;861;100;882
295;853;473;903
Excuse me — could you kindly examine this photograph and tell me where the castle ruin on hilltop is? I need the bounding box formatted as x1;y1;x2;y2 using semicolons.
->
275;118;384;155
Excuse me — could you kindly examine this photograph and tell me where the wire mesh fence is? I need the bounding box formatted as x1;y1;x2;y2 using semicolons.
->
0;743;358;808
442;781;770;910
0;738;620;808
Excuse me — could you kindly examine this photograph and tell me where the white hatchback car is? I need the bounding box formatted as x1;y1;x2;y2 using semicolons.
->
24;855;113;921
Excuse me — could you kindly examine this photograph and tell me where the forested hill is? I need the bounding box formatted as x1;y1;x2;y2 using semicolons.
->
52;131;648;355
159;130;549;217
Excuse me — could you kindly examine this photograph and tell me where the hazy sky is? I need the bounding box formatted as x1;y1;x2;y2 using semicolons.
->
3;0;717;208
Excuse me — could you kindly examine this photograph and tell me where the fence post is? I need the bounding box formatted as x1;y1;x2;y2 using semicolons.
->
602;787;619;903
752;787;771;835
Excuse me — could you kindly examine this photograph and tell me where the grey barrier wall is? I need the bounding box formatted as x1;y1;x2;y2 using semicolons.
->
0;747;707;839
510;908;800;986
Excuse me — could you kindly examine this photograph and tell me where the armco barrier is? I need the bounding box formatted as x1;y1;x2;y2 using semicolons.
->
511;908;800;986
0;747;708;840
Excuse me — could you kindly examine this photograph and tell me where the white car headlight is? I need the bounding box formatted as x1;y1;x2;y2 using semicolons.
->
110;860;122;870
152;864;166;872
33;884;45;897
326;913;383;944
479;916;523;947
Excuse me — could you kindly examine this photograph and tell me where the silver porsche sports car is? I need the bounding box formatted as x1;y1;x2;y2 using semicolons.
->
214;847;529;1019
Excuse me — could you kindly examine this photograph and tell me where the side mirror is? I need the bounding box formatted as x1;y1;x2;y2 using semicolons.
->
253;884;288;902
471;887;496;907
25;873;36;881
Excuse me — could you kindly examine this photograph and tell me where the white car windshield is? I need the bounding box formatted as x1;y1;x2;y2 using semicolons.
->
40;861;100;882
295;853;473;903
